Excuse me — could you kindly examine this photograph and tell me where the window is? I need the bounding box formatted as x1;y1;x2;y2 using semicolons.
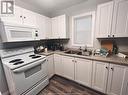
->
72;12;95;47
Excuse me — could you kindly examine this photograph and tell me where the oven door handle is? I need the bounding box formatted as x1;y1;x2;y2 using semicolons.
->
12;58;46;73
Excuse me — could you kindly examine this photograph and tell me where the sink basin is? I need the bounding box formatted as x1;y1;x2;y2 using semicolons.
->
64;50;91;56
64;50;80;54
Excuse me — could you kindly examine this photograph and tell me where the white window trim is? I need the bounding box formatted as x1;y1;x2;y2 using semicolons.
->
71;11;95;47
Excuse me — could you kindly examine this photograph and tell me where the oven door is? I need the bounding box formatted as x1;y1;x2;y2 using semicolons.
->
12;58;48;95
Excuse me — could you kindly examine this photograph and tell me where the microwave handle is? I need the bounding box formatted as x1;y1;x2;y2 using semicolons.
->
12;58;46;73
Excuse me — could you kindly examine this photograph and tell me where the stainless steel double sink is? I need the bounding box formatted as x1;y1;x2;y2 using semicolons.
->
64;50;91;56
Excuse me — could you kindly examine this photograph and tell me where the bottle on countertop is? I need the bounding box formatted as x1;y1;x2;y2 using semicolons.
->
60;44;64;51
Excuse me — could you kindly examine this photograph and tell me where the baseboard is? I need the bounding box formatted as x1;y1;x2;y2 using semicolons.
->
2;90;9;95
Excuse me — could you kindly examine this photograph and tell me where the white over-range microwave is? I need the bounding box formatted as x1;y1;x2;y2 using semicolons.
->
0;22;39;42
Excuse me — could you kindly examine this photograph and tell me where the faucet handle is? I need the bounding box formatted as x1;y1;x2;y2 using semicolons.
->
79;47;82;50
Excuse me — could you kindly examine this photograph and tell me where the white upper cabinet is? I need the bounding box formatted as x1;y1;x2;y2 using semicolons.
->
36;14;45;39
58;15;68;38
0;6;37;27
96;1;114;38
0;6;23;25
22;8;37;27
36;14;52;39
51;14;69;39
112;0;128;37
45;17;52;39
75;58;93;87
96;0;128;38
107;64;128;95
92;61;109;93
52;17;59;38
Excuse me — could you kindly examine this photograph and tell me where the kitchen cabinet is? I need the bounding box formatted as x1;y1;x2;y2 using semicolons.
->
47;55;54;78
22;8;37;27
54;54;63;76
36;14;51;39
52;17;59;38
45;17;52;39
75;58;93;87
0;6;37;27
112;0;128;37
51;15;69;39
96;0;128;38
62;56;75;80
107;64;128;95
92;61;109;93
92;60;128;94
96;1;114;38
36;14;45;39
58;15;68;38
51;53;128;95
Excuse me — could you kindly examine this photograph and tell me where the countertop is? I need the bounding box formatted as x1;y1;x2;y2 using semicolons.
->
39;50;128;66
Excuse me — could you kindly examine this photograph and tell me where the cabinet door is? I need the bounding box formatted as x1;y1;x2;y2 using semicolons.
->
112;0;128;37
107;64;128;95
58;15;67;38
54;54;63;76
96;1;113;38
62;56;75;80
45;17;52;39
54;54;64;76
22;9;37;27
0;6;23;25
92;61;109;93
52;17;59;38
47;55;54;78
36;14;45;39
75;58;93;87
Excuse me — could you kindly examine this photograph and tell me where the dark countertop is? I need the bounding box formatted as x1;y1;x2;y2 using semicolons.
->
39;51;128;66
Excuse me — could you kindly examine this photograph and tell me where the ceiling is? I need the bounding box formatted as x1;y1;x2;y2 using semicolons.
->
19;0;87;16
17;0;111;17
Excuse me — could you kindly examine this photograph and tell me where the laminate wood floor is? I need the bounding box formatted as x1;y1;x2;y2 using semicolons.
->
38;75;105;95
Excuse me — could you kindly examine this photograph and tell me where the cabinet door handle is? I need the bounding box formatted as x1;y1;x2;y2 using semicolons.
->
20;16;22;18
75;61;77;63
35;33;38;37
72;60;74;62
24;17;26;19
106;67;108;69
112;35;114;37
111;68;114;71
108;35;110;37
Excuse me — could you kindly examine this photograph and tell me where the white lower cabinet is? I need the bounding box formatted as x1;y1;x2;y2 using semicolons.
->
92;61;128;95
47;55;54;78
54;55;75;80
92;61;109;93
54;54;63;76
53;54;128;95
75;58;93;87
62;56;75;80
107;64;128;95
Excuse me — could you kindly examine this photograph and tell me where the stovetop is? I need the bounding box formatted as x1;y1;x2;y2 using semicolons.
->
1;52;46;70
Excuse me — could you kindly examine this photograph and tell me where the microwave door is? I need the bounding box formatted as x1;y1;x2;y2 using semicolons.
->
4;26;36;42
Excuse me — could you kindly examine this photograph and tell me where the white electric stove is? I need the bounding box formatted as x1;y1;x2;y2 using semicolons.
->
0;47;49;95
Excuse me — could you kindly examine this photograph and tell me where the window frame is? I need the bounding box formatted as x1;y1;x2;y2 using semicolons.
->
71;11;95;47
